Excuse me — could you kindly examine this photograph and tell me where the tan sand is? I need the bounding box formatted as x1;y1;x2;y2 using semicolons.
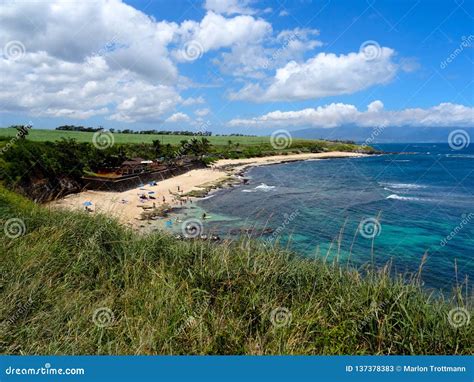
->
213;151;365;171
48;151;366;228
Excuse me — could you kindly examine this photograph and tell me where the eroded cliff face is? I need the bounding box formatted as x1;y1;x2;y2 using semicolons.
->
14;176;83;203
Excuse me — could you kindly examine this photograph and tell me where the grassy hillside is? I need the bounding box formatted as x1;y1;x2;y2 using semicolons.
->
0;187;471;355
0;128;285;146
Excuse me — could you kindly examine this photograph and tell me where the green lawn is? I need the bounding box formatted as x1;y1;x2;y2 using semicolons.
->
0;128;292;146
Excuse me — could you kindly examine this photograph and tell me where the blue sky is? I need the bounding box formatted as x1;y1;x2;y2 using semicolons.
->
0;0;473;137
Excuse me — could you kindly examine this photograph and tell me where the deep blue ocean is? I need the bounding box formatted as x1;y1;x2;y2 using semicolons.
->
177;144;474;291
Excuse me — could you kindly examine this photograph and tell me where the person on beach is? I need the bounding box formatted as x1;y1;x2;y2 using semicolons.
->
163;196;166;203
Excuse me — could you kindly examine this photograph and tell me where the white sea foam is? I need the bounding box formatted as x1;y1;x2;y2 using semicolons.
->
255;183;275;191
200;194;216;200
242;183;276;193
446;154;474;159
386;194;438;202
386;194;421;201
380;182;426;190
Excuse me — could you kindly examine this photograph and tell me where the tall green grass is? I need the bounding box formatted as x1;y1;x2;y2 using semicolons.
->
0;187;472;355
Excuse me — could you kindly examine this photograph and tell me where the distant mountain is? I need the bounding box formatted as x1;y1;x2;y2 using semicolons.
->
292;126;472;143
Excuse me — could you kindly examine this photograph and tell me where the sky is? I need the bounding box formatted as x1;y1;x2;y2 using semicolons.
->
0;0;473;138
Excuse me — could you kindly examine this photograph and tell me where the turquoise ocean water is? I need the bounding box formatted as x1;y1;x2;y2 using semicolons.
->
174;144;473;291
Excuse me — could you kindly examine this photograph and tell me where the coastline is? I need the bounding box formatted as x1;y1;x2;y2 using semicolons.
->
48;151;367;229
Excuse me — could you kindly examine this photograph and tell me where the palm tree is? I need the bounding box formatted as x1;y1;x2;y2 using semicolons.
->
200;138;211;154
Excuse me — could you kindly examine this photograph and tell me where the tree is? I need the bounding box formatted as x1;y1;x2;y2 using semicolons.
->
15;124;31;139
152;140;162;158
200;138;211;155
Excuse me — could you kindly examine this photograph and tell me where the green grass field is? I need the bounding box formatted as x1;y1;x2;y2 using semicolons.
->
0;128;289;146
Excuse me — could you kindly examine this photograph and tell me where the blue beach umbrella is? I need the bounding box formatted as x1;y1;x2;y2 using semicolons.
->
83;201;93;207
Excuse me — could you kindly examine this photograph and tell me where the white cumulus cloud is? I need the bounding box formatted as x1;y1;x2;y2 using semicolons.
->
173;11;272;62
228;102;474;128
195;108;210;117
165;112;191;123
0;0;275;123
230;47;398;101
204;0;256;15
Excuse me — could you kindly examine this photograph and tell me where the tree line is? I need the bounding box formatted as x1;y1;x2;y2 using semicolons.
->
54;125;213;136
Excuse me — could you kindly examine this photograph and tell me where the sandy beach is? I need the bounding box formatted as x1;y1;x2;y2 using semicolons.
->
48;152;366;228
